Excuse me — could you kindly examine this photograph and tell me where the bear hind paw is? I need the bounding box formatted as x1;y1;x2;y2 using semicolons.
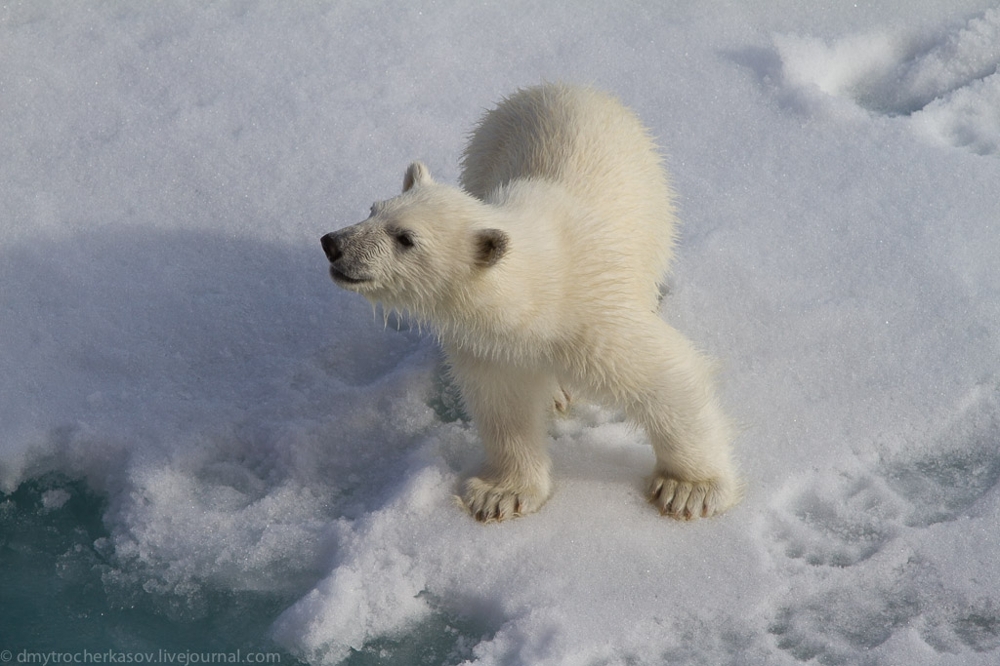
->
647;474;739;520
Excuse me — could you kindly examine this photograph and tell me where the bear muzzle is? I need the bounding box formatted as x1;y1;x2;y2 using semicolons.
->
320;232;342;263
321;231;370;286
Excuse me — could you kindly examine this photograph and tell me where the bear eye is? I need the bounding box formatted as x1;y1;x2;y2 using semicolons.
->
391;228;415;249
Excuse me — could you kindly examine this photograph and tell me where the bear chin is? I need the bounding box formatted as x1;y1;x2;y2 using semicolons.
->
329;266;369;286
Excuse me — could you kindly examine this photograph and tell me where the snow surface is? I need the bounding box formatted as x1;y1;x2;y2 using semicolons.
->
3;1;1000;664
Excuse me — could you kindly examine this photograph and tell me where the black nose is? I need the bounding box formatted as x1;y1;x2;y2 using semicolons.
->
321;233;341;263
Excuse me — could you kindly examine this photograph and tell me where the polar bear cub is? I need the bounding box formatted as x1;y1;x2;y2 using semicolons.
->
322;83;740;522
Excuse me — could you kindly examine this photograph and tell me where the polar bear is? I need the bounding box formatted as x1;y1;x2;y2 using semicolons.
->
321;83;740;522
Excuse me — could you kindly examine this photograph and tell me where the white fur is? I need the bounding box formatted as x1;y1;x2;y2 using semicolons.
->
322;83;740;522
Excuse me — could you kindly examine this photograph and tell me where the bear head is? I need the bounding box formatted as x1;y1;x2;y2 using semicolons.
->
321;162;509;316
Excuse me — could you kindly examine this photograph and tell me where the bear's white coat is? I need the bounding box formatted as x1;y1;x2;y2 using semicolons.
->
322;83;740;522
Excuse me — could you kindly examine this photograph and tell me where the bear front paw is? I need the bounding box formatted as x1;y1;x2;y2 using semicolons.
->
647;473;739;520
460;477;549;523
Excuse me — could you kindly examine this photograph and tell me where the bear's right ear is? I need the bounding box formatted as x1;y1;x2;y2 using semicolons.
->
402;161;433;192
473;229;509;268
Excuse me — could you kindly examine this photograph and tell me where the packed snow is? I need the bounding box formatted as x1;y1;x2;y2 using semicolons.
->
2;1;999;664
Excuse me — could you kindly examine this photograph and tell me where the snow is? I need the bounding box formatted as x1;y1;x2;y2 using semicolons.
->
3;1;999;664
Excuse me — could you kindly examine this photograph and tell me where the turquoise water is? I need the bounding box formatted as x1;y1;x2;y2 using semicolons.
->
0;475;300;659
0;476;484;666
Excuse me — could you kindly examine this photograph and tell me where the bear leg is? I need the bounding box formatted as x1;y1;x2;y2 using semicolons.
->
596;318;741;519
447;351;555;522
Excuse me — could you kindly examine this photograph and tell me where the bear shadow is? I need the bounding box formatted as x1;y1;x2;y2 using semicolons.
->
1;225;416;466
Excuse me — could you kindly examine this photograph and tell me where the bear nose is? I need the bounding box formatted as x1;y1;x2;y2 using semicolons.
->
321;233;342;263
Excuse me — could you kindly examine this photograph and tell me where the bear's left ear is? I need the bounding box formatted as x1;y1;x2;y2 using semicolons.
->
402;161;433;192
474;229;509;268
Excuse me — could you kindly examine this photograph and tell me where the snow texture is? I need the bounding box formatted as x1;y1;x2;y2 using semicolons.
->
2;1;999;664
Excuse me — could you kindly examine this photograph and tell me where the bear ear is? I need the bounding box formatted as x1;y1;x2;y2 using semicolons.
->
473;228;509;268
402;161;433;192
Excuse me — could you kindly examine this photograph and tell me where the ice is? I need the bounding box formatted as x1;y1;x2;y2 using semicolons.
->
3;1;1000;664
40;488;71;511
773;7;1000;155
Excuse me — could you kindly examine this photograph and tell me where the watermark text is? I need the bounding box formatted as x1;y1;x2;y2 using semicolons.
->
2;650;281;666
